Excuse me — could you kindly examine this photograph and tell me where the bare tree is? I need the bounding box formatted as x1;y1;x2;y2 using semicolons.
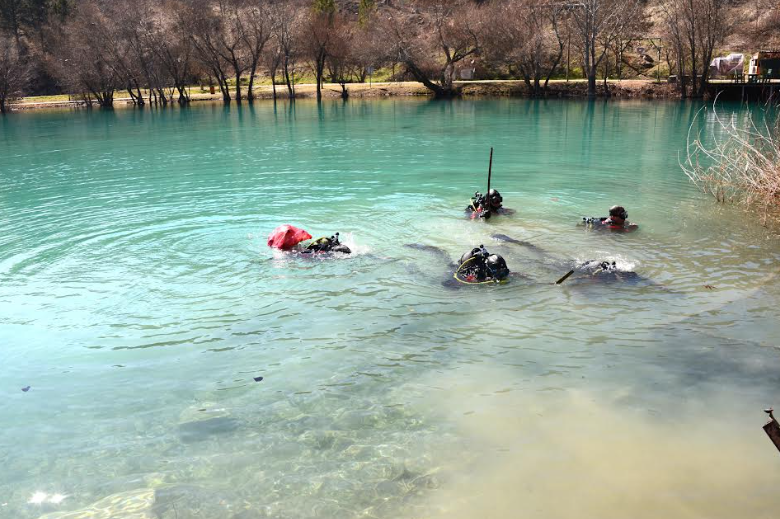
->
54;2;120;108
271;1;304;99
217;0;250;102
184;0;245;102
304;7;338;102
264;39;283;100
660;0;689;97
240;1;272;102
483;0;565;97
569;0;642;97
660;0;731;98
150;0;194;105
97;2;147;106
383;0;481;98
0;34;28;112
327;14;359;99
691;0;731;97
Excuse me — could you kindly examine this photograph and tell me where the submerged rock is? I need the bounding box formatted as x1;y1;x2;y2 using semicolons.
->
176;401;239;442
38;488;156;519
178;416;240;443
152;485;242;519
38;485;246;519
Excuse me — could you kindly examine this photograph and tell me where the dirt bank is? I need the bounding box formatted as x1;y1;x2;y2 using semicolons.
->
7;79;680;112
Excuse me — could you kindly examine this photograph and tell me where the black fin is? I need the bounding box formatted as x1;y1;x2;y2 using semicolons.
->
404;243;453;263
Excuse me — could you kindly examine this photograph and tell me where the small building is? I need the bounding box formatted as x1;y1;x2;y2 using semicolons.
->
748;50;780;81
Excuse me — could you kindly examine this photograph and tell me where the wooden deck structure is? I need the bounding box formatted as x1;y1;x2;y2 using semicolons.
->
706;78;780;102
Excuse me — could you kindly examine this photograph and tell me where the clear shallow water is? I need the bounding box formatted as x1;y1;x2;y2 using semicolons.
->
1;99;780;519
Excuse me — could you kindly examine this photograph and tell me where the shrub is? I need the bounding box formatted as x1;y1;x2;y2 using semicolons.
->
683;104;780;224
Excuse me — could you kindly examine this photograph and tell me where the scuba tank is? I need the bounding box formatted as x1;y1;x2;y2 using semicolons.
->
467;192;489;218
456;245;510;283
582;216;607;225
580;260;618;276
304;233;352;254
467;189;504;219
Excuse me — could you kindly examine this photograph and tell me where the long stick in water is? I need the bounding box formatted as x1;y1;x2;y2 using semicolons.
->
555;260;596;285
486;147;494;197
555;269;575;285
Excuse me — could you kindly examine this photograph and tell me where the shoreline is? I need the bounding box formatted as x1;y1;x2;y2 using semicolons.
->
7;79;682;112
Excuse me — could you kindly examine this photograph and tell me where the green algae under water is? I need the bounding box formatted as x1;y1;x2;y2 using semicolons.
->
2;98;780;519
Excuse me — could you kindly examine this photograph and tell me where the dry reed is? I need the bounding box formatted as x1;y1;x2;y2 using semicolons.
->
683;102;780;224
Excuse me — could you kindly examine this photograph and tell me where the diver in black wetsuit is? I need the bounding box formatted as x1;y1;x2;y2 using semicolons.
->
301;233;351;254
455;245;510;283
581;205;638;232
466;189;506;219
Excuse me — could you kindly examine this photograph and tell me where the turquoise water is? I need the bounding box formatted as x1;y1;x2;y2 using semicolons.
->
2;99;780;519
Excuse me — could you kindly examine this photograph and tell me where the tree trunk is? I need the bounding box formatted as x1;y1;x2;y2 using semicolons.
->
587;72;597;97
128;80;145;106
284;58;294;99
677;51;687;98
177;85;190;105
314;48;328;102
93;89;114;109
404;59;452;98
316;65;322;102
544;45;565;92
213;68;230;102
247;63;258;102
584;43;596;97
232;59;242;102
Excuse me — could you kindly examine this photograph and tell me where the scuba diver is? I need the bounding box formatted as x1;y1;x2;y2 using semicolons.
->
405;238;525;288
581;205;638;232
464;147;515;219
466;189;508;219
555;259;646;286
455;244;510;283
300;233;351;254
268;225;351;254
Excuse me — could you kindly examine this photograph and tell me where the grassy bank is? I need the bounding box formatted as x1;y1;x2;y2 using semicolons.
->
7;79;681;112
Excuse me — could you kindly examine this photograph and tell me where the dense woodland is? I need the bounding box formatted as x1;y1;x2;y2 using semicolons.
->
0;0;778;112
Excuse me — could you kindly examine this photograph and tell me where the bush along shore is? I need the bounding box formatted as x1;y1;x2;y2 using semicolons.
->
9;79;682;112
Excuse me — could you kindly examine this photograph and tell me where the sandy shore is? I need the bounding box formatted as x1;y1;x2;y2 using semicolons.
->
8;79;680;111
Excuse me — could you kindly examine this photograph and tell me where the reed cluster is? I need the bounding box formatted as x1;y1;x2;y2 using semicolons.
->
684;106;780;224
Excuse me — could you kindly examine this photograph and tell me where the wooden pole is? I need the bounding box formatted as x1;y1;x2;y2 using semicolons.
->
555;270;575;285
486;147;494;196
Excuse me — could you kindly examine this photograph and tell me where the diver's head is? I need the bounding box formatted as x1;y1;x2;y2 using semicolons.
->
486;253;510;280
488;189;503;209
609;205;628;222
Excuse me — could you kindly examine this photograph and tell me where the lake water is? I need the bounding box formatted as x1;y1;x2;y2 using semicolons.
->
2;98;780;519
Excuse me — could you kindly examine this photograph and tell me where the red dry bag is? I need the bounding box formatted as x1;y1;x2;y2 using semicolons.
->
267;225;312;250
